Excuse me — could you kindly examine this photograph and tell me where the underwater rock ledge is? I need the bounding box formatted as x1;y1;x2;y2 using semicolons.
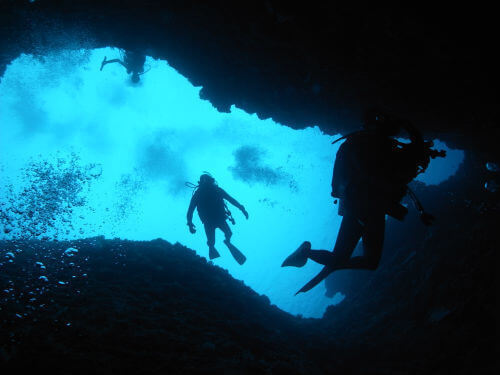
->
0;237;326;374
0;236;495;374
0;2;495;154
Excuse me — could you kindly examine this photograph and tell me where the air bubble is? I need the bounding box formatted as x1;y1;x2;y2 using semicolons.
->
486;162;500;172
484;180;499;193
63;247;78;257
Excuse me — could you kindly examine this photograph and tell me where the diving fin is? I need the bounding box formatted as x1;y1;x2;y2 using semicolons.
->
224;240;246;265
281;241;311;268
209;246;221;260
295;265;334;295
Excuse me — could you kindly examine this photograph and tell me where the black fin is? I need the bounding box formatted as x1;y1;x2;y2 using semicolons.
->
295;266;333;295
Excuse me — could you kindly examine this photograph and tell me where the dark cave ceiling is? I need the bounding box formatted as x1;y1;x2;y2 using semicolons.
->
0;1;495;155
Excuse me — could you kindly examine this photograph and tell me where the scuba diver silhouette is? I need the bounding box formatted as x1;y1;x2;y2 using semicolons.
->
100;49;148;83
186;173;249;264
282;109;446;295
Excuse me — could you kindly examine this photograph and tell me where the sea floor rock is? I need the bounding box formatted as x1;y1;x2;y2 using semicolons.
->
0;234;495;374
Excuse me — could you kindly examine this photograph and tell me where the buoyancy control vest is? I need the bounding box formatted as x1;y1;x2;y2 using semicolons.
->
331;131;413;219
194;185;226;224
331;129;445;220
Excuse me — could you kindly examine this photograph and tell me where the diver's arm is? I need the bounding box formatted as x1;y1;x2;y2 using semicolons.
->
186;194;198;231
102;59;127;70
221;189;249;219
105;58;123;65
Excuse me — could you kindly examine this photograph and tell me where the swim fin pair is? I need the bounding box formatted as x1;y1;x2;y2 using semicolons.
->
281;241;334;295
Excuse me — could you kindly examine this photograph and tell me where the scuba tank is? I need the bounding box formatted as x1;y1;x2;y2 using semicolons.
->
331;111;446;223
332;111;446;184
185;173;237;225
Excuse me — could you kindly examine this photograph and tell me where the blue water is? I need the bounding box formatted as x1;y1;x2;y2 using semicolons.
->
0;48;462;317
415;140;464;185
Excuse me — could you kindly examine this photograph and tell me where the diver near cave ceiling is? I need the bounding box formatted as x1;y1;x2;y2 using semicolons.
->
186;173;249;265
282;109;446;295
100;49;148;83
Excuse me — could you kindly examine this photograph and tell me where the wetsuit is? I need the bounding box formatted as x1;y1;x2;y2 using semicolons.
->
186;185;244;247
312;131;406;270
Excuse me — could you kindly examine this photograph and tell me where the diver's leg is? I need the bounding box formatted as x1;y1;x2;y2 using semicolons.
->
293;216;367;295
292;216;362;295
293;215;374;295
220;221;246;265
332;214;385;270
308;215;363;266
203;223;220;260
219;220;233;242
307;250;335;265
359;214;385;269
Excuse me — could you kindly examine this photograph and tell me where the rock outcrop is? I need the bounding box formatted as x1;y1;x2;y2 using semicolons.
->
0;3;496;373
0;2;495;154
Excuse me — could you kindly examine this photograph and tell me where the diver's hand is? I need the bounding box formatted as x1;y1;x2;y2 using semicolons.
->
420;212;434;226
241;207;249;219
188;222;196;234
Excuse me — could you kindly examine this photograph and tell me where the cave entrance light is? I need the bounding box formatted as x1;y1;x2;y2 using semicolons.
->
0;48;347;318
0;48;465;317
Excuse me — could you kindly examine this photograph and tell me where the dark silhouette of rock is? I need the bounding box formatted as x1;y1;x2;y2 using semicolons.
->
0;237;325;374
0;2;495;155
0;222;496;374
0;3;496;374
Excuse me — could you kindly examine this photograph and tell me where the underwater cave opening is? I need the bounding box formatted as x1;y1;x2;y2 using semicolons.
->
0;48;463;318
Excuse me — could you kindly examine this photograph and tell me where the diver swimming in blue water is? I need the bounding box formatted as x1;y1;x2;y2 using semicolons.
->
282;109;446;294
186;173;249;264
100;49;148;83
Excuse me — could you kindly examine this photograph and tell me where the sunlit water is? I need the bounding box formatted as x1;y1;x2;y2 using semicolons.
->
0;48;463;317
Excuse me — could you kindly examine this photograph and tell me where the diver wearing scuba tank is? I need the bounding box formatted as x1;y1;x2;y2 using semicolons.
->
282;109;446;294
100;49;149;83
186;173;249;265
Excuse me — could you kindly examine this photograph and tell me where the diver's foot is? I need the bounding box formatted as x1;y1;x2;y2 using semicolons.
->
281;241;311;268
209;246;220;260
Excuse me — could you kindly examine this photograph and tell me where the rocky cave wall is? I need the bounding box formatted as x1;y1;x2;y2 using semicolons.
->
0;1;495;156
0;2;497;373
